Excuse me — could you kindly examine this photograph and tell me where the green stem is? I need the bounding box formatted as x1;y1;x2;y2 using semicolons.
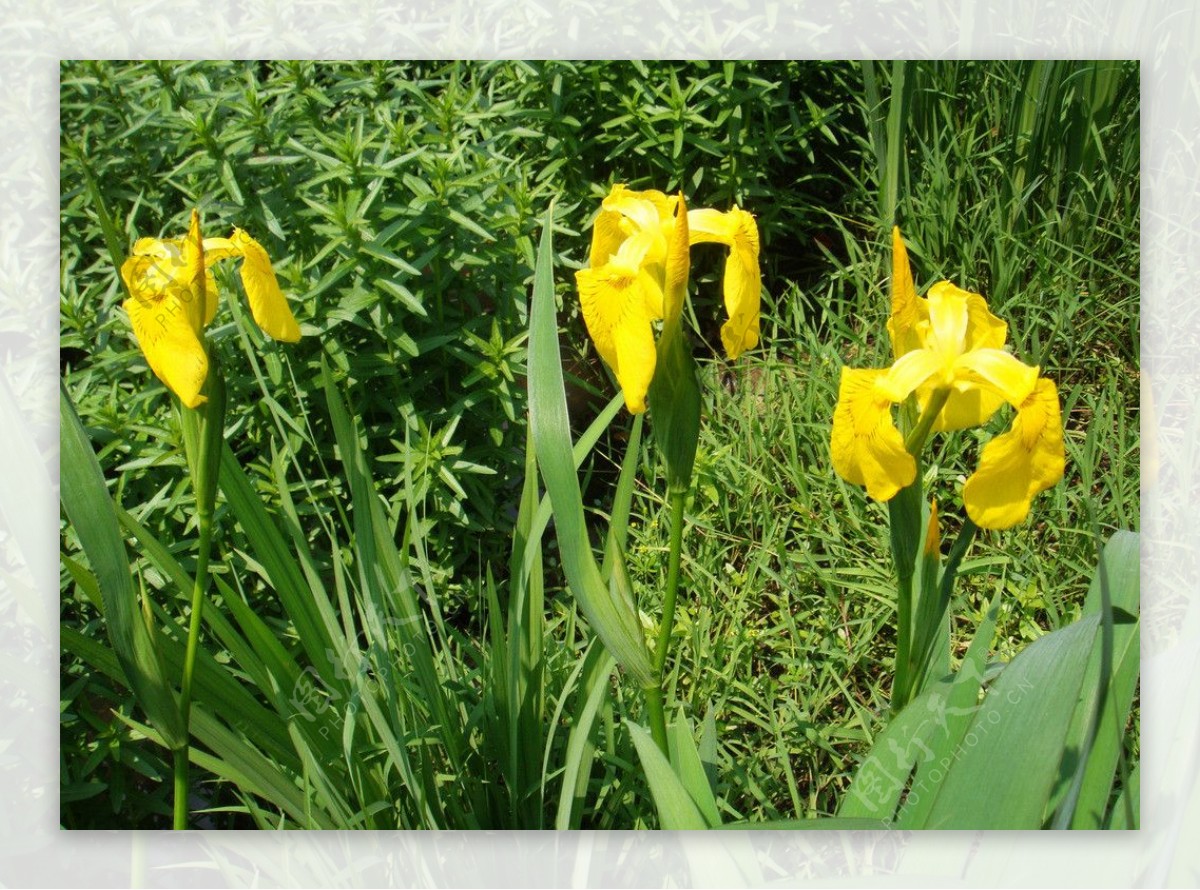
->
172;749;189;830
173;511;212;830
644;684;668;756
653;489;687;677
888;485;919;716
904;387;951;456
647;488;687;756
888;389;949;716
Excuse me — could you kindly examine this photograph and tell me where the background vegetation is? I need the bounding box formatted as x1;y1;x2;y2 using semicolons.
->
59;60;1138;828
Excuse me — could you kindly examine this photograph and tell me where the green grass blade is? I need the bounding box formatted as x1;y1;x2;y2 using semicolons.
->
882;59;909;228
73;143;129;283
113;507;306;766
118;711;335;829
321;361;465;770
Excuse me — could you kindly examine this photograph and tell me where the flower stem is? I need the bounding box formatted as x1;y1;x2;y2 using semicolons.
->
888;389;949;715
171;352;223;831
172;749;189;830
644;684;669;756
904;387;952;456
647;488;687;756
173;510;212;830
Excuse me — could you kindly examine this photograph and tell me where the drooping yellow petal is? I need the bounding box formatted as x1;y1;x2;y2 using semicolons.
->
229;229;301;342
575;265;658;413
962;378;1066;529
830;367;915;501
888;226;922;359
121;258;209;408
687;207;761;359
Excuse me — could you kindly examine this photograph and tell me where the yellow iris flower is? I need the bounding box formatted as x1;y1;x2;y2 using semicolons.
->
120;210;301;408
831;227;1065;529
575;185;760;413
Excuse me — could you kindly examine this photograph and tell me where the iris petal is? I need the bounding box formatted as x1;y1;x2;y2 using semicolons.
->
128;235;218;328
933;385;1007;432
687;207;761;358
962;378;1066;529
889;227;923;359
230;229;301;342
963;292;1007;352
122;269;209;408
576;265;658;413
662;193;690;327
924;282;972;359
183;210;208;334
953;348;1039;408
589;207;627;268
878;348;944;403
831;367;916;501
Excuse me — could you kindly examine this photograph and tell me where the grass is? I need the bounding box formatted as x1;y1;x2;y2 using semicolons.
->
59;60;1139;829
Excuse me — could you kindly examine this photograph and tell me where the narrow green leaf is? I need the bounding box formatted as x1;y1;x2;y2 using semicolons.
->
113;506;305;765
1106;761;1139;830
1058;530;1140;828
216;442;339;690
894;591;1000;828
508;437;547;823
602;412;643;575
527;205;654;686
668;712;721;827
60;386;186;749
554;643;615;830
322;361;467;777
627;722;709;829
119;711;334;829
